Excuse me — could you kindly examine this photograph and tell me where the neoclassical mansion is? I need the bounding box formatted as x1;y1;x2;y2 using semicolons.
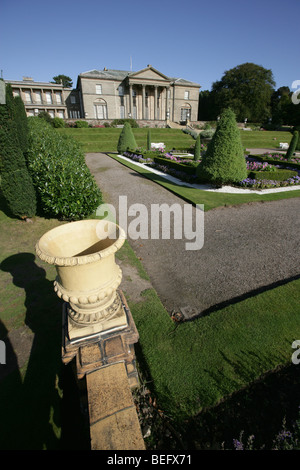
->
5;65;200;126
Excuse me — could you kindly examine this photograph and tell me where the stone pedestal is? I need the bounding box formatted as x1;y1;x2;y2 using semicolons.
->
62;290;139;387
62;290;145;450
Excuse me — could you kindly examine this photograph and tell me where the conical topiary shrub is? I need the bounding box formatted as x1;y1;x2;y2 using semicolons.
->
0;84;36;219
197;108;247;186
147;129;151;151
194;133;201;161
117;122;137;153
286;131;298;161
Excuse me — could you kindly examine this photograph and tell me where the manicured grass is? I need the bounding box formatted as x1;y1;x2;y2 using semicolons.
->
57;126;294;153
108;154;300;211
1;192;299;447
239;130;292;149
57;127;195;153
129;278;300;421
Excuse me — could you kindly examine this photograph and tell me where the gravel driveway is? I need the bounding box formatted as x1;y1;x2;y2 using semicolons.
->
86;153;300;318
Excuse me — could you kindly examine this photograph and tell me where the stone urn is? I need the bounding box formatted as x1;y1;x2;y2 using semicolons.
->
35;219;127;340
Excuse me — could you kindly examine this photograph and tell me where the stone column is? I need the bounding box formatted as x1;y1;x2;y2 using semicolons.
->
165;86;170;122
154;85;158;121
142;85;146;120
129;84;133;118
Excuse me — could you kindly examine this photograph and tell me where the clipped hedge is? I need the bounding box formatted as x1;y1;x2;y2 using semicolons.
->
248;169;298;182
75;120;89;128
153;156;197;176
286;131;298;160
0;84;36;219
250;154;300;170
26;118;102;220
111;118;139;128
1;169;37;218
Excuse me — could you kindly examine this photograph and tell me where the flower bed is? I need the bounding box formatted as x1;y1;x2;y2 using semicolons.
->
251;153;300;170
239;176;300;189
242;157;300;188
121;150;300;189
122;150;199;183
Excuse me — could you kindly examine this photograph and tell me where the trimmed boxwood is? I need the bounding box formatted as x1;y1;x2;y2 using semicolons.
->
197;108;247;185
286;131;298;161
153;156;197;176
194;133;201;161
13;95;29;153
1;169;37;218
75;120;89;128
0;84;37;219
117;122;137;153
250;154;300;171
26;118;102;220
248;169;298;181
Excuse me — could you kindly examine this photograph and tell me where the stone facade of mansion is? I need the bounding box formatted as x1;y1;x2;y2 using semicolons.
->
5;65;200;126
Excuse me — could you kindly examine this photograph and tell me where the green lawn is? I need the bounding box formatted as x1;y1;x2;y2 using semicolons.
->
239;130;292;149
57;126;294;153
1;189;299;448
57;127;195;153
1;122;299;448
108;154;300;211
130;278;300;422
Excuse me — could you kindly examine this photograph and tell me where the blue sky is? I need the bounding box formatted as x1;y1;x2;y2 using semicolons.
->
1;0;299;92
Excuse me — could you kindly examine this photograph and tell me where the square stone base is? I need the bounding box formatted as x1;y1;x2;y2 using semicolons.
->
62;290;140;387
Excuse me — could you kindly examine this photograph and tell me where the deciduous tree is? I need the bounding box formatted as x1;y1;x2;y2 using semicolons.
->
212;63;275;122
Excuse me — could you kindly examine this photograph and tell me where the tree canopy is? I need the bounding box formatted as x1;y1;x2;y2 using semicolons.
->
51;75;73;88
211;63;276;122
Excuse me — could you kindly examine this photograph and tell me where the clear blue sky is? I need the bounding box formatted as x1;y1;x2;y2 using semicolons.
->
1;0;299;92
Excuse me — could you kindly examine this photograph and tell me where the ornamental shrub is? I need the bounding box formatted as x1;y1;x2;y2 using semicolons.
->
52;117;65;128
286;131;299;161
117;122;137;153
13;95;29;153
111;118;139;128
0;84;36;218
1;169;37;218
38;111;53;124
194;133;201;161
147;129;151;151
248;168;298;182
197;108;247;185
75;120;89;128
26;118;102;220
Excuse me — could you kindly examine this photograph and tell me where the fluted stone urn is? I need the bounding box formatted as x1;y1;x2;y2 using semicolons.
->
35;219;127;340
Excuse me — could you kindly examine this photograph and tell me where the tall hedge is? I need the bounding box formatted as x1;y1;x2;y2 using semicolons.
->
26;118;102;220
194;133;201;161
0;84;36;218
286;131;298;160
13;95;29;153
197;108;247;185
117;122;137;153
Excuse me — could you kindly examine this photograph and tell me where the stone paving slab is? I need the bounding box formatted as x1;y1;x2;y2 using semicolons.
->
86;362;145;450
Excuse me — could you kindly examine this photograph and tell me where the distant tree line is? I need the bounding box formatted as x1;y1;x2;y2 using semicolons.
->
198;62;300;127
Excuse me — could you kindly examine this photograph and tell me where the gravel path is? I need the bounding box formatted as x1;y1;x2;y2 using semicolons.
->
86;153;300;318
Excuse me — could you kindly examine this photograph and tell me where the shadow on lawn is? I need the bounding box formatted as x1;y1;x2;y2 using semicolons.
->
0;253;90;450
196;273;300;320
183;362;300;450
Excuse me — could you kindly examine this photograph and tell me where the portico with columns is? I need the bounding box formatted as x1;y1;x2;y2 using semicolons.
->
126;66;172;121
77;65;201;125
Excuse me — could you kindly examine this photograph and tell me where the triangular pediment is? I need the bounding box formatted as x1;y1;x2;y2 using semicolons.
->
129;66;171;82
